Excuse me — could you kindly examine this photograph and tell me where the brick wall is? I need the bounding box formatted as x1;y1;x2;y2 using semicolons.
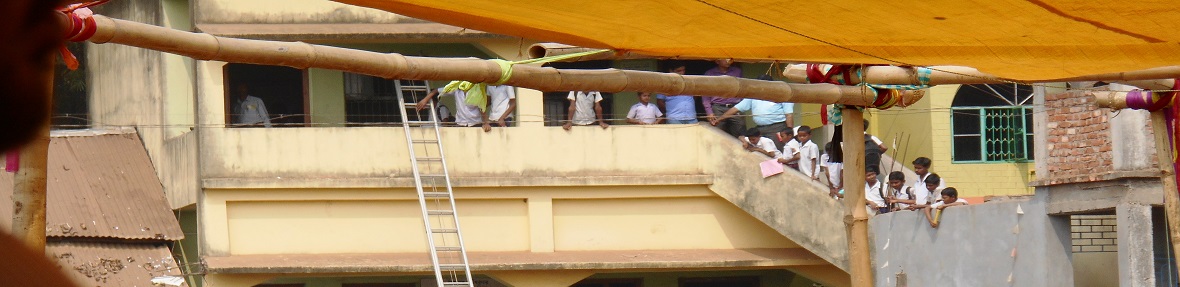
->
1044;91;1114;184
1070;214;1117;252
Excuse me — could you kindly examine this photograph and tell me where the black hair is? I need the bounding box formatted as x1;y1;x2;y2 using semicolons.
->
941;187;959;198
866;165;879;175
863;119;870;128
924;173;941;185
888;171;905;181
913;157;932;168
825;141;843;163
744;128;761;138
797;125;812;135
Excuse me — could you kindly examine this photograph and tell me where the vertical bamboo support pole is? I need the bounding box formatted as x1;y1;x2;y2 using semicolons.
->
11;54;52;251
1149;111;1180;273
841;108;873;286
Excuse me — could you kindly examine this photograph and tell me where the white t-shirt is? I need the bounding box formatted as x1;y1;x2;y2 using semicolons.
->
626;102;663;124
930;198;968;208
865;180;885;208
913;173;948;205
567;91;603;125
820;154;843;188
436;88;482;126
742;136;781;158
891;185;915;209
781;139;801;162
797;140;819;177
487;85;516;120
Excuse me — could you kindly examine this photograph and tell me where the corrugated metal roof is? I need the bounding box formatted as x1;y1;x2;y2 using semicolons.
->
48;241;188;287
0;131;184;240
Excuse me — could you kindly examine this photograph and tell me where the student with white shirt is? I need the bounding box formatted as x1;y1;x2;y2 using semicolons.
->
625;92;664;125
795;125;820;180
741;129;780;158
908;157;946;209
820;142;844;198
563;90;609;130
485;85;517;129
864;166;888;215
777;129;801;170
925;187;968;228
416;87;484;127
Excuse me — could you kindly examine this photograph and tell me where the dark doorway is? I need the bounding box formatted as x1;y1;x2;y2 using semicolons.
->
224;64;307;127
678;276;759;287
53;42;88;130
571;278;642;287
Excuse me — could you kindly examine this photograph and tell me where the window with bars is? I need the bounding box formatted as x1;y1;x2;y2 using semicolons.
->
343;73;432;125
951;84;1035;163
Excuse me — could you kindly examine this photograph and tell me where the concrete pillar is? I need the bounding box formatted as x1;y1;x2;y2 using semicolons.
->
1117;204;1156;286
515;88;545;127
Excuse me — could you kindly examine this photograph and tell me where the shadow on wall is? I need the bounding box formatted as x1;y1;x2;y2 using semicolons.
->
869;195;1074;287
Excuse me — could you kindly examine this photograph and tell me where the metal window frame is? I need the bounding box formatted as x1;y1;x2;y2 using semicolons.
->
951;105;1033;163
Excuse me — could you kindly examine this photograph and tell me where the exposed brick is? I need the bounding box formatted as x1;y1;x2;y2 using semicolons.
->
1072;233;1081;239
1103;232;1117;239
1092;239;1114;245
1073;239;1092;246
1081;219;1102;226
1071;226;1091;233
1102;245;1118;252
1081;245;1104;252
1091;226;1114;232
1102;219;1117;226
1081;233;1103;239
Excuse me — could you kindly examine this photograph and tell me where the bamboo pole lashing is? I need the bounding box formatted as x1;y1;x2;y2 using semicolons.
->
81;14;921;108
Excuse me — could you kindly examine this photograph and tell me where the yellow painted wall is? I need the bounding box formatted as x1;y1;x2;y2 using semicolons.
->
552;196;796;250
871;85;1034;198
205;186;797;256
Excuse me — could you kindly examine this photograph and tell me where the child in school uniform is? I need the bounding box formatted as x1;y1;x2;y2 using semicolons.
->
885;171;916;211
820;142;843;199
795;126;820;181
864;165;888;215
777;128;801;170
924;187;968;228
741;128;780;158
906;173;944;211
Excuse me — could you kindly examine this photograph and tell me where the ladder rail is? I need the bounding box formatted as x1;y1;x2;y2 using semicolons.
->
427;97;475;285
394;83;473;287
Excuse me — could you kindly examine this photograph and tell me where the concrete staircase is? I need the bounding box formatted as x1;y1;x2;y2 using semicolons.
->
697;126;851;271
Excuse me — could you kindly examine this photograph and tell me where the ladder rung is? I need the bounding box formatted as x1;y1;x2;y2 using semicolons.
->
431;228;459;233
438;263;467;270
405;120;437;125
402;103;420;107
422;191;450;198
412;139;439;144
419;174;446;178
441;282;470;286
427;210;454;216
435;246;463;251
416;157;443;162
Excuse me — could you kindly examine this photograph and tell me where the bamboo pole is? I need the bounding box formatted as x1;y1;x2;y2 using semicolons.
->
80;15;920;107
10;52;53;251
782;64;1180;89
1095;90;1180;269
841;109;873;287
1148;112;1180;278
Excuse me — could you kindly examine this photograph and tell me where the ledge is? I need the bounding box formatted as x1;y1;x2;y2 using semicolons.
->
1028;169;1161;187
203;248;826;274
203;175;714;189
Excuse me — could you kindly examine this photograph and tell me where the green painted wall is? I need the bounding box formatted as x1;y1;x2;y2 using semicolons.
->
308;68;345;127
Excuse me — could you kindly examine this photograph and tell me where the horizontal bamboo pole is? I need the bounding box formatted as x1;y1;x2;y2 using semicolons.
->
783;64;1180;90
83;15;919;107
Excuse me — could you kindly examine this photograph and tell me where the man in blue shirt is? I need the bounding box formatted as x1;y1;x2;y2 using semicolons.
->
656;61;699;124
711;98;794;149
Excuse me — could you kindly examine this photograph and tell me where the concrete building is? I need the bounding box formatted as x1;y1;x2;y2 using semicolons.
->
86;1;856;286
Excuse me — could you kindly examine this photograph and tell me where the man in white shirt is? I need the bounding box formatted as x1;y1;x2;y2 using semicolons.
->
625;92;664;125
416;87;484;127
563;91;609;130
232;84;272;128
485;85;517;130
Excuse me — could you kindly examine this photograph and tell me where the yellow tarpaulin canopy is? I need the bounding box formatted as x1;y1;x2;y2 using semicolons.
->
337;0;1180;81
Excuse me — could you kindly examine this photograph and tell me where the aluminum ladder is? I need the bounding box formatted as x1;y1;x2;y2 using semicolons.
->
395;82;474;287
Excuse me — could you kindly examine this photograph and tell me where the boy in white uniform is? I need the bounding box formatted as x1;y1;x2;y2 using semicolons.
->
910;157;946;207
925;187;968;228
563;91;609;130
795;125;819;180
864;166;888;214
485;85;517;130
625;92;664;125
741;129;780;158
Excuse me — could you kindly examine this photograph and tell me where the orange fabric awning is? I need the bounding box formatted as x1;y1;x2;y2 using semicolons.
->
336;0;1180;81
